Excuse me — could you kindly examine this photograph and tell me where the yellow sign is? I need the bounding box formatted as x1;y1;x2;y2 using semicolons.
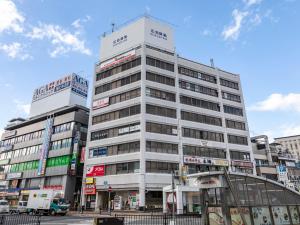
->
214;159;229;167
85;177;94;184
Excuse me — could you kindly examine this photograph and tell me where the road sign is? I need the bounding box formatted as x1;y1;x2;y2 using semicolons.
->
108;186;112;192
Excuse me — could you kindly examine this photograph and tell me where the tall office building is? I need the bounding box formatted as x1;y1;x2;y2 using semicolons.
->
83;16;254;210
0;74;89;206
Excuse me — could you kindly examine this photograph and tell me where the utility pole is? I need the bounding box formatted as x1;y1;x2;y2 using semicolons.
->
171;170;175;223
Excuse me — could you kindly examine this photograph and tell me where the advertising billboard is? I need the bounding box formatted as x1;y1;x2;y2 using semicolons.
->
86;165;105;177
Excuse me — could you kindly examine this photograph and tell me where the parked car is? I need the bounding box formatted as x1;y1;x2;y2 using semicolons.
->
9;201;28;214
0;200;9;214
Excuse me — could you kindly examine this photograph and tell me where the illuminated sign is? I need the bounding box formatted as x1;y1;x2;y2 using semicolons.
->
85;177;94;184
6;172;22;180
84;184;96;195
92;97;109;110
86;165;105;177
184;156;229;167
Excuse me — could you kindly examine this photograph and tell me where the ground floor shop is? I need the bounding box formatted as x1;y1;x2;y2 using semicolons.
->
163;171;300;225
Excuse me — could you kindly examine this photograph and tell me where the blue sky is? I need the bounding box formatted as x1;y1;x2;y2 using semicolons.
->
0;0;299;141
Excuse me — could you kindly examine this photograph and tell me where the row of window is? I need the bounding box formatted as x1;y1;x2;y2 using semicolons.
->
181;111;222;127
146;104;177;119
109;88;141;105
228;134;248;145
105;161;140;175
182;127;224;142
146;45;174;56
96;57;141;81
50;138;72;150
178;66;217;84
90;123;140;141
146;161;178;173
1;129;44;147
179;80;218;97
224;105;243;116
222;91;241;103
95;72;141;95
146;71;175;86
53;122;73;134
230;150;250;161
226;119;246;130
180;95;220;112
146;122;177;136
146;87;176;102
220;78;239;90
146;57;174;72
146;141;178;154
183;145;227;159
92;105;140;125
89;141;140;158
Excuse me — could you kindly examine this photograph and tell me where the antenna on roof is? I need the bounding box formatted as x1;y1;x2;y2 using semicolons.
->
102;32;106;37
210;58;215;68
111;23;115;33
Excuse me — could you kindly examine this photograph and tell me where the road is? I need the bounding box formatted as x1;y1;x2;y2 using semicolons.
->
41;216;93;225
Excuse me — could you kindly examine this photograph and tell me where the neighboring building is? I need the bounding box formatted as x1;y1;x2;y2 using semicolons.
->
83;16;254;211
252;135;300;190
275;135;300;159
0;73;89;207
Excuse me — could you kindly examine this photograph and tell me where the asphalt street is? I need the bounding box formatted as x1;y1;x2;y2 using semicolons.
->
40;216;93;225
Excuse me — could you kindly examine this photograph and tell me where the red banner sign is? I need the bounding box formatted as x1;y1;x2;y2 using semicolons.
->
86;165;105;177
232;160;253;168
80;147;85;163
43;185;63;190
85;184;96;195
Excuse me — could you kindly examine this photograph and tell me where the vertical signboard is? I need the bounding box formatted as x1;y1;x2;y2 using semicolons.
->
70;131;80;175
37;117;54;176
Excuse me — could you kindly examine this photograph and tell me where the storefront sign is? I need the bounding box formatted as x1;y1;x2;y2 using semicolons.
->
6;172;22;180
99;50;136;71
80;147;85;163
231;160;253;168
71;74;88;98
190;176;222;189
84;184;96;195
85;177;94;184
43;185;63;190
277;165;289;183
93;97;109;110
184;156;229;167
37;117;54;176
0;159;10;166
286;161;296;167
86;165;105;177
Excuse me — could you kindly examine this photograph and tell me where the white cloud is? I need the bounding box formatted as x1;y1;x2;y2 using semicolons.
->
201;29;212;36
222;9;249;40
280;124;300;137
27;23;91;57
0;0;24;33
0;42;31;60
250;14;262;26
14;99;30;115
71;15;91;29
248;93;300;112
243;0;263;7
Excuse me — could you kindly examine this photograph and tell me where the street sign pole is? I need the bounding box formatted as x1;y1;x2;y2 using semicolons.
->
108;185;112;215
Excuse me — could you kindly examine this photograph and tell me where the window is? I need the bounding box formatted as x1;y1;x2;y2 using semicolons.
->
220;78;239;90
146;161;178;173
183;145;226;159
146;141;178;154
226;119;246;130
146;72;175;86
182;127;224;142
224;105;243;116
230;150;250;161
91;123;140;141
180;95;220;112
178;66;217;83
146;104;176;118
181;111;222;126
96;57;141;81
146;122;177;136
146;57;174;72
146;87;176;102
222;91;241;102
110;88;141;105
228;134;248;145
53;122;73;134
92;105;140;125
95;72;141;95
179;80;218;97
146;45;174;56
105;161;140;175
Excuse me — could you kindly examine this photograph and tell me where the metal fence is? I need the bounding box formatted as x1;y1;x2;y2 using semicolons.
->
115;214;202;225
0;215;40;225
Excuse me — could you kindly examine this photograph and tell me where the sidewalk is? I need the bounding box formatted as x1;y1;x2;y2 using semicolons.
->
68;209;164;217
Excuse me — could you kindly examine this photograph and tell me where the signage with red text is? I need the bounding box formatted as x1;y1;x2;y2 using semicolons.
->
86;165;105;177
92;97;109;110
98;50;136;71
232;160;253;168
85;184;96;195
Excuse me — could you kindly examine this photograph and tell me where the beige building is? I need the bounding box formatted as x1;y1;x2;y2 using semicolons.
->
275;135;300;159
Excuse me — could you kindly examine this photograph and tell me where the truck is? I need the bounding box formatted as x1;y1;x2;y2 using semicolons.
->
9;201;27;214
26;190;69;215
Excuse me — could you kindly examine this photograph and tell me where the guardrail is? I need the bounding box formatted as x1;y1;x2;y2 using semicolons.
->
0;215;40;225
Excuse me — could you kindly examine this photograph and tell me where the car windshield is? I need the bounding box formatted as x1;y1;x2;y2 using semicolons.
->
0;202;8;206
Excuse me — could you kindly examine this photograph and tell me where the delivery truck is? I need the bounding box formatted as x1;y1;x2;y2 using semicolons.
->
26;190;69;215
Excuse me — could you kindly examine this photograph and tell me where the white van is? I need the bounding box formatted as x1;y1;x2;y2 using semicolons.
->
0;200;9;214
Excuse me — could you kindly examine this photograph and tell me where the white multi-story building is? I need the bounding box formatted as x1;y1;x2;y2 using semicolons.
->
275;135;300;160
83;16;254;211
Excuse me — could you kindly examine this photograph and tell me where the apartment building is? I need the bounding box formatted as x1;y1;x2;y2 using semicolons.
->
83;16;254;211
0;74;89;206
275;135;300;159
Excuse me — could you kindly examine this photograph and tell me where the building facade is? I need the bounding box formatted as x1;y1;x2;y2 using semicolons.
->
275;135;300;159
0;74;89;207
83;16;254;211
